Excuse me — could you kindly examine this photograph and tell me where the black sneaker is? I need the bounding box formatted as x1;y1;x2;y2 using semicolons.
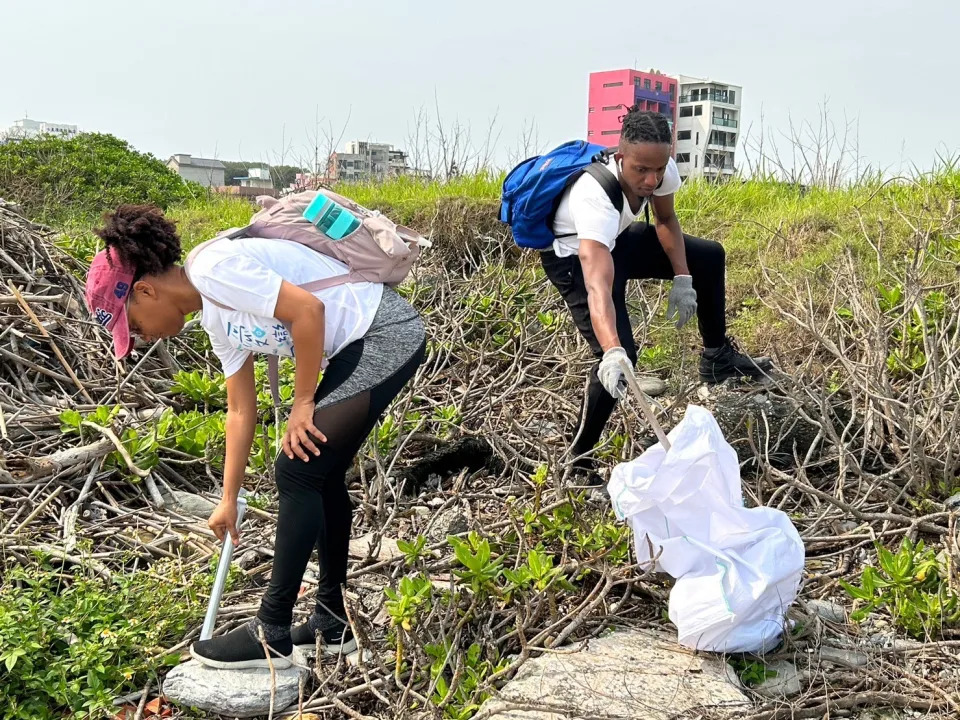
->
291;615;358;656
700;338;773;384
190;621;293;670
564;457;604;488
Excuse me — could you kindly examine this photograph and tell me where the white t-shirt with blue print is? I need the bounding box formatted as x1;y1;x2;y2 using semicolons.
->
188;236;383;378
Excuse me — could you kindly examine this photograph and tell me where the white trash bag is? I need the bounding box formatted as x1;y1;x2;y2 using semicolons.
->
608;404;804;654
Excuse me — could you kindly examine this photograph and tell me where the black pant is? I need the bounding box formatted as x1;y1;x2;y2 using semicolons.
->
257;337;426;626
540;222;727;461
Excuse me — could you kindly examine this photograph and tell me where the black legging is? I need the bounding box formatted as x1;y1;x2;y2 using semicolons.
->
540;221;727;462
257;336;426;626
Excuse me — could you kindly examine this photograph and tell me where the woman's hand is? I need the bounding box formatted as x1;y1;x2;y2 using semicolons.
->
282;398;327;461
208;500;240;546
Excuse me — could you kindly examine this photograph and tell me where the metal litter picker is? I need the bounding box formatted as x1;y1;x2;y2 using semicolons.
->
200;493;248;641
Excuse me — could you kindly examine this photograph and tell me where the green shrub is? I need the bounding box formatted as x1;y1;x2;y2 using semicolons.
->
841;538;960;639
0;133;201;225
0;562;204;719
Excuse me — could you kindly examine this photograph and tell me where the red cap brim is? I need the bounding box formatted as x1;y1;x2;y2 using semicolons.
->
110;304;134;359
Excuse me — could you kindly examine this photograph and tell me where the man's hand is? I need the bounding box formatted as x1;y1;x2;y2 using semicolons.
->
598;347;633;399
282;399;327;462
208;500;240;546
666;275;697;329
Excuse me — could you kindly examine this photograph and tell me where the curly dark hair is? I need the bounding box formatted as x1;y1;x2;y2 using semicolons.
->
620;107;673;145
94;204;182;280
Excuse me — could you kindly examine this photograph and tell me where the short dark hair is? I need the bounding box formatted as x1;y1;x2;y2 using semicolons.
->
620;107;673;145
94;204;182;281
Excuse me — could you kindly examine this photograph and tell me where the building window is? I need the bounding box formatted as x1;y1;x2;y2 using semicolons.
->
679;106;693;118
655;81;662;92
696;132;700;145
676;153;690;163
601;130;621;136
694;105;703;116
602;105;621;111
669;84;676;100
644;79;651;89
677;130;691;141
589;107;595;113
587;130;595;136
694;156;698;168
729;90;736;104
603;81;623;88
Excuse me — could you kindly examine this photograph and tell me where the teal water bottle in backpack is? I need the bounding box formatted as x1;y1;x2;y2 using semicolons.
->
302;193;362;240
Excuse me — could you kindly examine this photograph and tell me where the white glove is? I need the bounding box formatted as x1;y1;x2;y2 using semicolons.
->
666;275;697;329
598;347;633;399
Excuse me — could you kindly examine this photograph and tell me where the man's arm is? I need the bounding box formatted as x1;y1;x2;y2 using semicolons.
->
578;239;621;352
651;194;689;276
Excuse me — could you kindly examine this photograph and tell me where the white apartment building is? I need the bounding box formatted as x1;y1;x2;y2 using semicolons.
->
166;154;226;187
4;118;78;140
674;76;741;182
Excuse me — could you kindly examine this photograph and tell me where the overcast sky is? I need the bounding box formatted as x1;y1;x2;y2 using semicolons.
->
2;0;955;175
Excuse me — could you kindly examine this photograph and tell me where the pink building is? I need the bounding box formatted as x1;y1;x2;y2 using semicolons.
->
587;69;679;147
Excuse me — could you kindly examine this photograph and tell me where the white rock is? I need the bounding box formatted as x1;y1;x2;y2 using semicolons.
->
163;656;308;718
349;532;403;562
477;628;748;719
805;599;847;624
753;660;802;699
634;376;668;397
171;491;218;519
818;646;870;668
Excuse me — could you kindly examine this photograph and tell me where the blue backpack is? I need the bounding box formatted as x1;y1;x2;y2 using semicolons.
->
499;141;624;250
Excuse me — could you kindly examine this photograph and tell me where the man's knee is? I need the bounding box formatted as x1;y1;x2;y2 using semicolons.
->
686;237;725;275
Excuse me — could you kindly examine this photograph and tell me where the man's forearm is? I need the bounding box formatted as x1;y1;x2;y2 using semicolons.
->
586;288;621;352
656;218;690;276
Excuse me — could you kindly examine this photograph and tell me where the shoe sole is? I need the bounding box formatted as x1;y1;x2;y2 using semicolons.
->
294;636;358;656
189;645;293;670
700;366;773;384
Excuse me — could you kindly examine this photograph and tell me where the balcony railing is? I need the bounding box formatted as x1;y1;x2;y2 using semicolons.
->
680;92;737;104
711;117;738;128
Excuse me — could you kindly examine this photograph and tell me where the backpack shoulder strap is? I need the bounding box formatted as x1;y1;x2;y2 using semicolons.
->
583;162;624;216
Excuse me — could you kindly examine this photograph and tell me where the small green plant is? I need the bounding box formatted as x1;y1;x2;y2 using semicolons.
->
637;344;669;370
530;463;548;510
597;432;628;461
573;519;633;567
373;414;400;456
424;641;508;719
536;310;562;330
840;538;960;639
447;533;503;596
397;536;428;567
384;574;433;632
384;574;433;679
248;423;278;473
171;370;226;408
503;548;573;601
59;405;120;438
431;404;462;437
530;502;576;544
729;658;777;687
